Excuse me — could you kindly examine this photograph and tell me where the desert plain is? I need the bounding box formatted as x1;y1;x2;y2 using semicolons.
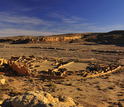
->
0;31;124;107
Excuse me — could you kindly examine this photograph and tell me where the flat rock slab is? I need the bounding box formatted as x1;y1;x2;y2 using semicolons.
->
59;62;88;71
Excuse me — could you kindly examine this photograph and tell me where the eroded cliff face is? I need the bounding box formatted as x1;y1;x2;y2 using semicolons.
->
29;33;84;43
0;33;87;44
41;34;82;42
1;30;124;44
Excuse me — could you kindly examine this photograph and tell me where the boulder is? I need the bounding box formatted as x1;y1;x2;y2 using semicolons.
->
2;91;76;107
0;79;5;85
0;76;5;85
8;61;30;76
0;58;8;66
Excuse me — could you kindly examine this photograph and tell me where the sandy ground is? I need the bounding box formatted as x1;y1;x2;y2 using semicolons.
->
0;41;124;107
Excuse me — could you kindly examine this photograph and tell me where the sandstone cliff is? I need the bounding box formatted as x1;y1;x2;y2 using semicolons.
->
0;30;124;45
40;33;83;42
0;33;85;44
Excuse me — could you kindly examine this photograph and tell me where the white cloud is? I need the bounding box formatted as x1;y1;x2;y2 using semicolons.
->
0;12;124;36
49;13;86;24
0;12;50;25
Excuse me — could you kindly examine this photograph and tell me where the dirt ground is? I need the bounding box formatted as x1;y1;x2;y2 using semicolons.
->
0;41;124;107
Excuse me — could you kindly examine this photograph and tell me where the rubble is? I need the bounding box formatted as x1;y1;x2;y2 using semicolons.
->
0;56;122;78
82;63;121;78
2;91;76;107
0;58;30;76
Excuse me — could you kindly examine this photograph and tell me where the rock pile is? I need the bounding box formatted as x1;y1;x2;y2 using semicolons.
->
2;91;76;107
0;56;121;79
0;58;30;76
81;63;120;77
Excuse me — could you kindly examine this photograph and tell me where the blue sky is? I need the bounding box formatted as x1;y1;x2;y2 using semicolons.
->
0;0;124;36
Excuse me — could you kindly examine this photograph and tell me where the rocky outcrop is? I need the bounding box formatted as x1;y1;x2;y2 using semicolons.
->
2;91;76;107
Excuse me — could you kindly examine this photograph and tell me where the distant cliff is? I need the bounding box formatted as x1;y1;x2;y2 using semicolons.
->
0;33;85;44
40;33;83;42
0;30;124;46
